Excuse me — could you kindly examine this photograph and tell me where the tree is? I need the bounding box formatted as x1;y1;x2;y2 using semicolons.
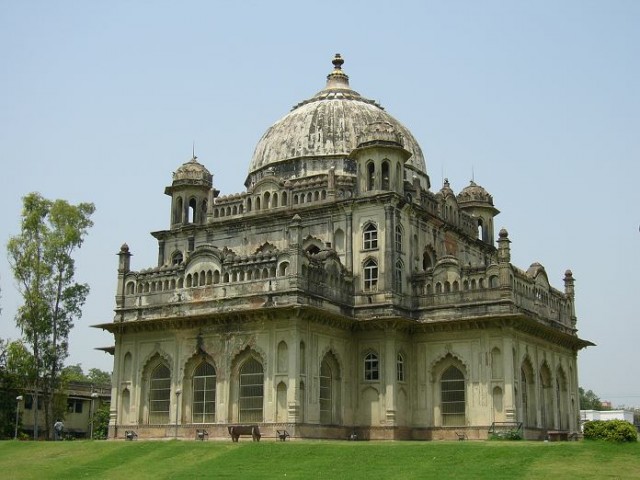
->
61;364;111;385
87;368;111;385
579;387;604;410
7;193;94;439
91;402;110;439
61;364;86;382
0;339;36;439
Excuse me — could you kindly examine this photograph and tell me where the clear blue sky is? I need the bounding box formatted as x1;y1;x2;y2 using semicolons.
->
1;1;638;406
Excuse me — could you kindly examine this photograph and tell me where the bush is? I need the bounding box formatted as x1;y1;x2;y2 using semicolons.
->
583;420;638;442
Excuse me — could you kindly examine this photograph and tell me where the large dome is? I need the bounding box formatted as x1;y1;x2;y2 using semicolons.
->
247;54;427;183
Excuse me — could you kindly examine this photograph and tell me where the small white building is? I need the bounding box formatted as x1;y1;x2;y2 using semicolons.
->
580;409;635;425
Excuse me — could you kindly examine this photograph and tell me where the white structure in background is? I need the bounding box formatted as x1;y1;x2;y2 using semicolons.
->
580;410;635;427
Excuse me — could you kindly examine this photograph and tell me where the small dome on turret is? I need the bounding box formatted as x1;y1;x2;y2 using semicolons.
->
172;156;213;188
457;180;494;206
436;178;455;199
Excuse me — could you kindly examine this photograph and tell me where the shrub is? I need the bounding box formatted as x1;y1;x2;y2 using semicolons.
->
583;420;638;442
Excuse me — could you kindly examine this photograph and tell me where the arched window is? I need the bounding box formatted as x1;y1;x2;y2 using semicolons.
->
441;366;465;426
395;225;403;252
320;357;333;424
246;197;252;212
188;198;197;223
149;364;171;424
395;260;403;292
367;161;375;190
263;192;270;209
363;259;378;291
192;362;216;423
363;223;378;250
423;250;433;270
281;191;288;206
272;192;278;208
491;348;503;379
277;341;288;373
489;275;499;288
396;353;405;382
381;160;390;190
364;352;379;381
239;358;264;423
334;228;345;252
278;261;289;276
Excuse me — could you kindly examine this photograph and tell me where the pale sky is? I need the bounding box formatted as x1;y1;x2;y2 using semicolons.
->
0;1;638;406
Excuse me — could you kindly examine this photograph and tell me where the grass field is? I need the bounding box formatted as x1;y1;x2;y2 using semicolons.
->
0;439;638;479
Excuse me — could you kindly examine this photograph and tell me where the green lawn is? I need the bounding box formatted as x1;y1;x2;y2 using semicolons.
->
0;439;638;479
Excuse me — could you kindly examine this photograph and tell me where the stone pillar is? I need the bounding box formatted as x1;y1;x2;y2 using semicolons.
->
384;330;397;426
288;327;300;423
327;166;336;200
502;336;516;423
497;228;512;298
564;270;576;329
116;243;132;311
157;239;165;267
288;214;303;288
384;205;395;291
345;211;353;273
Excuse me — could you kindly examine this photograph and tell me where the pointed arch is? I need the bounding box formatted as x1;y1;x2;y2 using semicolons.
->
440;365;465;427
320;351;341;425
191;359;216;423
277;340;289;373
540;362;553;428
521;357;536;427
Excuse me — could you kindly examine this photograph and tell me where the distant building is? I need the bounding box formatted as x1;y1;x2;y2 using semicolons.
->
20;382;110;439
97;54;593;441
580;409;635;426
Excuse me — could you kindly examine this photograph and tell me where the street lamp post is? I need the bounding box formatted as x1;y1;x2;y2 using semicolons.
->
14;396;23;440
89;392;99;439
175;389;181;439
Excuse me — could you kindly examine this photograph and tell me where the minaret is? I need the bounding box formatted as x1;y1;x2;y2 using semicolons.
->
164;153;214;228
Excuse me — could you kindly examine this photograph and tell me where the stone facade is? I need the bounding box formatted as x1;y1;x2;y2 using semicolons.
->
97;54;592;441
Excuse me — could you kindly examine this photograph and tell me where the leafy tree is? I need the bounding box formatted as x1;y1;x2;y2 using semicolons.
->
87;368;111;386
579;387;604;410
61;364;111;385
91;402;110;439
7;193;94;439
61;364;86;383
0;340;35;439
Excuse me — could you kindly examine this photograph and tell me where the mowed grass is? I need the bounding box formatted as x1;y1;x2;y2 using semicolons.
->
0;439;639;479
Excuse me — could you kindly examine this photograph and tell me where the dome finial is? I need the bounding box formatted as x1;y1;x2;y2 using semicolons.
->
332;53;344;70
326;53;350;89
